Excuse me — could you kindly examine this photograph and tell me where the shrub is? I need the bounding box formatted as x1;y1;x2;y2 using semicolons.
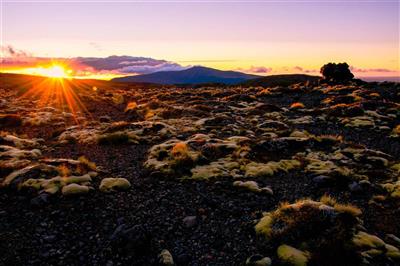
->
320;63;354;83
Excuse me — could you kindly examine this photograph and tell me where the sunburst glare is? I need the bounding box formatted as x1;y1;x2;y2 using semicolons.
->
25;64;72;79
16;64;91;123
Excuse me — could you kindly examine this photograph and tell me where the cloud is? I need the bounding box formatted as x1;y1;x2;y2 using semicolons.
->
293;66;303;72
178;59;236;63
292;66;318;73
88;42;103;52
1;45;32;58
70;55;187;74
350;66;398;73
237;65;272;74
1;47;188;76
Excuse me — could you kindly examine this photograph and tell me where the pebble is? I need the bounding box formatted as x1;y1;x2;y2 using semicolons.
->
30;193;50;207
182;216;197;228
312;175;331;187
246;254;272;266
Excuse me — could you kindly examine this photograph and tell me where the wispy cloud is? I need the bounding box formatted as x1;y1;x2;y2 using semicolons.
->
292;66;318;74
177;59;236;63
236;65;272;74
88;42;104;52
1;45;32;58
350;66;398;74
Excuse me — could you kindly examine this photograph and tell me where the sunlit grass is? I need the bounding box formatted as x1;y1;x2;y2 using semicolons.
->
14;67;91;123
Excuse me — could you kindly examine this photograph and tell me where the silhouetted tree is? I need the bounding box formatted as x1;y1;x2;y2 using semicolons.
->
320;63;354;83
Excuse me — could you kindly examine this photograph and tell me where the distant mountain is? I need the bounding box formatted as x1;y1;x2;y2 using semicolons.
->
112;66;261;85
358;76;400;83
240;74;321;87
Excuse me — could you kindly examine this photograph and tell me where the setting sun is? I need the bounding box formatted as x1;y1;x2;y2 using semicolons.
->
35;65;71;78
42;65;68;78
5;64;74;79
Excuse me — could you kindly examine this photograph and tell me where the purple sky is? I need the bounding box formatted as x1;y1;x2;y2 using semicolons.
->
1;0;399;77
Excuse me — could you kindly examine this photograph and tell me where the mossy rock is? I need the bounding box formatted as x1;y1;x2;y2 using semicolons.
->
382;181;400;199
21;174;93;195
97;131;139;145
353;232;385;249
61;183;90;196
144;134;247;178
233;180;273;195
277;244;309;266
343;116;375;128
255;197;363;265
244;159;301;178
190;158;239;180
245;254;272;266
99;178;131;193
353;231;400;260
158;249;174;266
144;139;201;175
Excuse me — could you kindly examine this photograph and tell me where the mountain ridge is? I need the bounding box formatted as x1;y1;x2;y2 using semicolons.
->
111;66;261;85
240;74;321;87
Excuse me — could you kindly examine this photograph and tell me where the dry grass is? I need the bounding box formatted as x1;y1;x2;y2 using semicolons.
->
290;102;305;109
78;156;97;171
171;142;190;159
57;164;71;177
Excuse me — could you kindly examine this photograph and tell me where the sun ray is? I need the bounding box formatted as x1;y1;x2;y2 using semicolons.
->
16;63;93;124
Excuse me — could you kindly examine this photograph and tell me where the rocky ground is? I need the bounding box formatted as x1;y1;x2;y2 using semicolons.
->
0;75;400;266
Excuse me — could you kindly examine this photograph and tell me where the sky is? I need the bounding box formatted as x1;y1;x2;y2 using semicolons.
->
1;0;399;79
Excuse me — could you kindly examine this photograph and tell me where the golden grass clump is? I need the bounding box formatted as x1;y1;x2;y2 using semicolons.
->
125;101;138;111
290;102;305;109
57;164;71;177
393;125;400;135
97;131;138;145
112;93;125;105
78;156;97;171
171;142;189;159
